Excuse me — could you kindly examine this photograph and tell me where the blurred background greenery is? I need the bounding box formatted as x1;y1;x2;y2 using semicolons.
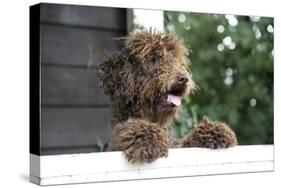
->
164;12;273;145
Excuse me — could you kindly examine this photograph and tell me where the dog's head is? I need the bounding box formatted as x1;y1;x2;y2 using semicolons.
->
97;30;195;125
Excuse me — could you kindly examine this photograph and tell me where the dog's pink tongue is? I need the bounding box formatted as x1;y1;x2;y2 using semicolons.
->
167;94;181;106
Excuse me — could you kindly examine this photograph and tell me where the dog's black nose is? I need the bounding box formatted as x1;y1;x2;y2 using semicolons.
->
178;75;189;84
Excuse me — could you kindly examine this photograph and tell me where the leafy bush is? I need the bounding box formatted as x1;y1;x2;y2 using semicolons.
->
165;12;273;145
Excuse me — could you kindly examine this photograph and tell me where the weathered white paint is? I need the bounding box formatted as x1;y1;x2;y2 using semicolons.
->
127;9;164;32
30;145;274;185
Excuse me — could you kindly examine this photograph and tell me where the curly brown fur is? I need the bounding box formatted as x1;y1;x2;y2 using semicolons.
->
181;117;237;149
112;118;169;163
97;30;195;127
97;30;237;163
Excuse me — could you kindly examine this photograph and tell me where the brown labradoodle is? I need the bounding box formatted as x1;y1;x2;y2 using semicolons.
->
97;30;237;163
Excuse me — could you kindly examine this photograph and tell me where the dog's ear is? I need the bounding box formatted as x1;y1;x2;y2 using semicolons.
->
122;30;189;64
96;55;115;97
96;53;135;102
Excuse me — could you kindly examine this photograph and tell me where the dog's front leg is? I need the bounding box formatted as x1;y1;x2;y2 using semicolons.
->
112;118;170;163
181;117;237;149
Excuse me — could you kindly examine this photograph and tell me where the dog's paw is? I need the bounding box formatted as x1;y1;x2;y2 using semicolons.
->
181;117;237;149
112;118;169;163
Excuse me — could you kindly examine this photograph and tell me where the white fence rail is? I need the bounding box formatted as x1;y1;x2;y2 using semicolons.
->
30;145;274;185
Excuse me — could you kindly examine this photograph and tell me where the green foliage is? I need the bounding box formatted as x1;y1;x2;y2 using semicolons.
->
94;137;104;152
164;12;273;144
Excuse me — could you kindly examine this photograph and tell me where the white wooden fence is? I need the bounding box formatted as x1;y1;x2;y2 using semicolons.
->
30;145;273;185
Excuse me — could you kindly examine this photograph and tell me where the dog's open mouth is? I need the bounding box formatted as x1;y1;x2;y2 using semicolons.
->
158;85;187;107
167;94;181;106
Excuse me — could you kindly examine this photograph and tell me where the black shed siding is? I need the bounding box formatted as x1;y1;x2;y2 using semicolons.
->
36;3;126;155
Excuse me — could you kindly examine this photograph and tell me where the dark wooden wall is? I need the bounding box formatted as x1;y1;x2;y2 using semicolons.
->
40;3;127;155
